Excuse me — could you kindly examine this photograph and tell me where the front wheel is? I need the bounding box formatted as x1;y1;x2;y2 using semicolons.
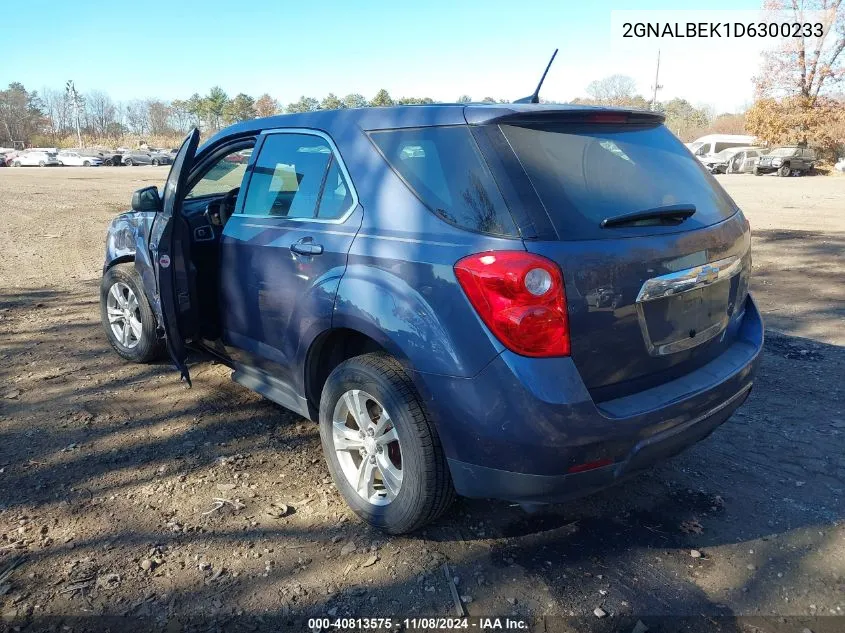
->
754;167;762;176
319;353;455;534
151;158;159;166
38;161;45;167
124;158;134;166
100;263;163;363
778;163;790;177
83;160;90;167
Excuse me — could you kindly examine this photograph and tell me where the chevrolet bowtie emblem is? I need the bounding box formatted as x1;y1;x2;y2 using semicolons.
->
696;265;719;284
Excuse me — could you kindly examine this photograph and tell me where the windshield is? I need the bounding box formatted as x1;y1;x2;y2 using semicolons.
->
770;147;799;157
687;142;704;154
500;122;736;239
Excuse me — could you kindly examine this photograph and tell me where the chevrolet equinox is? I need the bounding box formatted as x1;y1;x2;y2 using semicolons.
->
100;104;763;534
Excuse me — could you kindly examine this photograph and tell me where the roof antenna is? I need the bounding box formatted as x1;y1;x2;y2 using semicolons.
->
514;49;558;104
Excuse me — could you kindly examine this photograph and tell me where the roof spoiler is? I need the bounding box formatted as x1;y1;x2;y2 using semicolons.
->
464;107;666;126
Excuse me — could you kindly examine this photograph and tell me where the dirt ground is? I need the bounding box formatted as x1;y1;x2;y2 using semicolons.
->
1;166;844;632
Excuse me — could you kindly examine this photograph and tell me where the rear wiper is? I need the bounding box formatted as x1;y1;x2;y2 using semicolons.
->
601;204;696;228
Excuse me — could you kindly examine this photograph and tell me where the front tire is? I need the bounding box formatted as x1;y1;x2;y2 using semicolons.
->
124;158;134;166
778;163;790;177
152;158;160;166
100;263;163;363
38;161;45;167
319;353;455;534
83;160;90;167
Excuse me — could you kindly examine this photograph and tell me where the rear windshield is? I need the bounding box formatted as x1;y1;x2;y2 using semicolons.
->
501;123;737;239
369;126;518;237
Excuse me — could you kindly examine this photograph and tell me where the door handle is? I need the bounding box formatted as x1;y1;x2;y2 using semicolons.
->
290;237;323;256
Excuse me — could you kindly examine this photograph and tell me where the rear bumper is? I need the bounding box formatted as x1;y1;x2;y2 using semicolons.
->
415;295;763;503
448;382;750;503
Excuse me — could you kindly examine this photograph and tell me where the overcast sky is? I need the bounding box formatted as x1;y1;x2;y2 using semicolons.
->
2;0;781;113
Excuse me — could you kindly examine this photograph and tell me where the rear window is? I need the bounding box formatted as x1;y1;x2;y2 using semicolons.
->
369;126;518;237
501;123;736;240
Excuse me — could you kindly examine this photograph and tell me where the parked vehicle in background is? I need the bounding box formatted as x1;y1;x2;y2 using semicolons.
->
223;148;252;163
122;150;172;166
11;150;60;167
755;146;816;176
835;157;845;172
99;103;761;533
98;152;124;166
57;151;103;167
688;135;758;163
702;147;766;174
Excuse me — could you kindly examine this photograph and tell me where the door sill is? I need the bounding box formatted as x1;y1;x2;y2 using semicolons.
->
231;363;311;419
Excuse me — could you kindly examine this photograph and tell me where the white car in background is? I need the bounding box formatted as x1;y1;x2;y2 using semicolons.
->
57;151;103;167
10;150;60;167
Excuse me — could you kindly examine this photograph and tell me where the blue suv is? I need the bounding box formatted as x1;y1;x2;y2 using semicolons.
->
100;104;763;533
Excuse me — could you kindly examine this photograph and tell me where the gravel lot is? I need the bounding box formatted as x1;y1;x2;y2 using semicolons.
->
1;166;844;631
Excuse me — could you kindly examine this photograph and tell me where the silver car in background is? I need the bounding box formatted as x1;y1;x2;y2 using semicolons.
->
703;146;767;174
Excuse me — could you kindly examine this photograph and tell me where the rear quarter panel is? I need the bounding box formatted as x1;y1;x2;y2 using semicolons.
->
329;121;517;377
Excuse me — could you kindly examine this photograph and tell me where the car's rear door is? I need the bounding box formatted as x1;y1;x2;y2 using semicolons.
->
150;128;200;384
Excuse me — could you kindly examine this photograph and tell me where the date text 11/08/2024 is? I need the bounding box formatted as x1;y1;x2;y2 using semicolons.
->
307;617;529;630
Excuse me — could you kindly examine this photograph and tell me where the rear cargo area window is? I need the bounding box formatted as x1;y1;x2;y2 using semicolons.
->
369;126;518;237
500;123;737;239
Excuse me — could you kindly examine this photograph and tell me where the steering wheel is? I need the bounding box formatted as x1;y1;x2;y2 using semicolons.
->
219;187;240;226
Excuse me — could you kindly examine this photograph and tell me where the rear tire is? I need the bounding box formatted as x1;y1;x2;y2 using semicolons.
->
12;161;20;167
778;163;790;177
152;158;160;166
124;158;134;166
100;263;163;363
38;161;45;167
319;353;455;534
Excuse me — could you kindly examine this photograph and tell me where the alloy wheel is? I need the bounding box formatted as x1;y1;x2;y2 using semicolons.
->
105;281;143;349
332;389;403;506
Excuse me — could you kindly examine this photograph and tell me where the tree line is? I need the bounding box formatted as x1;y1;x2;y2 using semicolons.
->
1;78;736;149
0;84;509;147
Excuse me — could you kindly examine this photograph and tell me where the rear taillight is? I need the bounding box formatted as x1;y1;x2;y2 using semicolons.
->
454;251;570;357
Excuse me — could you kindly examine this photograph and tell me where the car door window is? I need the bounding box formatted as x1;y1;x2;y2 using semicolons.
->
316;156;353;219
186;149;252;199
242;133;349;219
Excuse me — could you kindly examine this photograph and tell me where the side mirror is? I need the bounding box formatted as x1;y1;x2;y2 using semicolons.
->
131;186;162;212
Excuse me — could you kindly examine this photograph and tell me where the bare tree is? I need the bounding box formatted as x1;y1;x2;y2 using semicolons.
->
755;0;845;103
41;88;70;140
86;90;116;137
585;74;638;104
169;99;193;133
124;100;149;135
146;99;172;135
